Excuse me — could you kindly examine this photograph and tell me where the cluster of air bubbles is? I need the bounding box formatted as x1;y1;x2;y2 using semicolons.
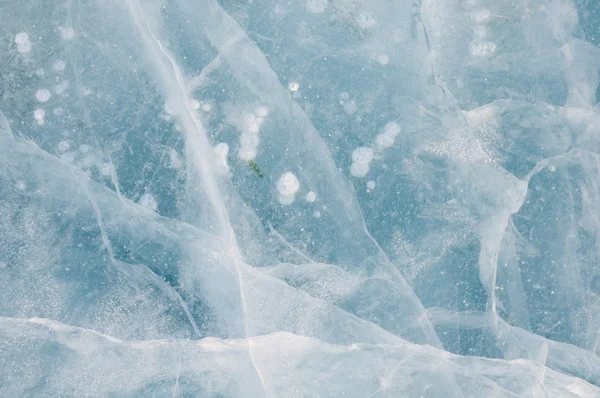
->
14;32;32;53
58;141;70;152
350;121;401;178
56;142;101;172
277;172;300;205
350;147;374;177
238;106;269;161
376;53;389;65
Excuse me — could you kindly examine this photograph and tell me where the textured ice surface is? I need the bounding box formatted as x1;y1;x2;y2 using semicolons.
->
1;0;600;396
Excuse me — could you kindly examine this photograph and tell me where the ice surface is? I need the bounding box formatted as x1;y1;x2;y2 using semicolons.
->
1;0;600;396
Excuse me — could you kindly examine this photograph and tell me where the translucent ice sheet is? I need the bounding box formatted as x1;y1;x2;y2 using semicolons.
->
1;0;600;396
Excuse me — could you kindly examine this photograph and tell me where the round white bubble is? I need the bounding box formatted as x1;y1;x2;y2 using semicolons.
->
366;180;376;190
60;27;75;40
15;32;29;44
33;108;45;124
16;181;26;191
288;82;300;92
53;60;66;73
313;210;321;218
352;147;374;164
202;102;212;112
101;163;113;176
350;161;369;178
58;141;70;152
305;191;317;203
548;165;556;172
139;192;158;211
189;99;201;110
377;53;389;65
277;172;300;196
35;89;51;103
15;32;32;53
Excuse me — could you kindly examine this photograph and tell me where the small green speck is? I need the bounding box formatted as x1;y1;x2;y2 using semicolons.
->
248;160;264;178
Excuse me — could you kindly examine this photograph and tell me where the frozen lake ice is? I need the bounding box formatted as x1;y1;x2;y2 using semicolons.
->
1;0;600;396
